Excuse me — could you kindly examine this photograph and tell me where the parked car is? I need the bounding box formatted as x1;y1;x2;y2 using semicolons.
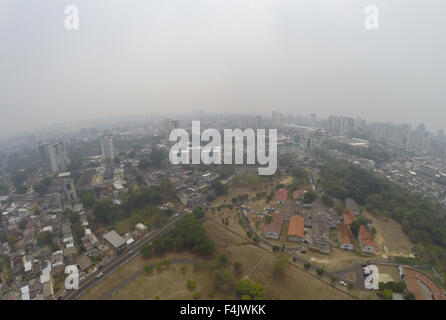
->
339;280;347;287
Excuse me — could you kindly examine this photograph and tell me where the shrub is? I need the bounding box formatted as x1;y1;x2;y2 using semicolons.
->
186;280;196;291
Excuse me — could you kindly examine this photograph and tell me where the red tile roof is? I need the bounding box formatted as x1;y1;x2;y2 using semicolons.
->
337;223;355;245
288;215;304;238
358;225;376;248
342;209;356;225
276;188;288;201
264;213;283;234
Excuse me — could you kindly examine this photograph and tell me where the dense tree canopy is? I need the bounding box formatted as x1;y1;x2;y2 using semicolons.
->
320;158;446;272
149;214;215;255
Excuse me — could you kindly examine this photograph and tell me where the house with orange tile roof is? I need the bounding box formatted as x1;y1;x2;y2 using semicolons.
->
342;209;355;225
358;225;376;254
287;215;305;242
337;223;355;251
276;188;288;202
263;213;283;240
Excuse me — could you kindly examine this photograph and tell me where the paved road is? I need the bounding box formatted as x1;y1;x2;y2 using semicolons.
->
331;263;365;290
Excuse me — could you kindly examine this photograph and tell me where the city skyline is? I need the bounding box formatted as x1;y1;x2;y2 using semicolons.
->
1;0;446;138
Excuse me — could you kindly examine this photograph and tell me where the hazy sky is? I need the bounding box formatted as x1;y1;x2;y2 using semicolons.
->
1;0;445;138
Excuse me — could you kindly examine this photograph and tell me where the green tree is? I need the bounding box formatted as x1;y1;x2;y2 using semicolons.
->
236;279;264;300
218;254;229;266
382;289;393;300
186;280;196;291
37;231;53;247
303;191;317;204
233;262;242;273
273;255;289;276
150;148;166;167
405;292;415;300
322;194;334;207
213;270;233;293
211;181;227;196
81;192;96;209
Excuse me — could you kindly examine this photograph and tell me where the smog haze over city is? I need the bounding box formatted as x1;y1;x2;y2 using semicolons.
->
1;0;446;138
1;0;446;308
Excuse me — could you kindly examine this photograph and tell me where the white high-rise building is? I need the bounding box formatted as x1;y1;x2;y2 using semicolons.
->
163;119;180;140
101;134;115;160
39;141;69;173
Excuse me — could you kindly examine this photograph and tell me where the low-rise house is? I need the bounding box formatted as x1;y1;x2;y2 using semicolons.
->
287;215;305;242
358;225;376;254
342;209;356;225
337;223;355;251
263;213;283;240
103;230;126;251
76;255;93;272
135;223;148;238
276;188;288;202
309;219;330;254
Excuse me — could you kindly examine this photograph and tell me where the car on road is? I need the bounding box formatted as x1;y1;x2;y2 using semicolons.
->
97;272;104;279
128;250;134;255
300;250;307;254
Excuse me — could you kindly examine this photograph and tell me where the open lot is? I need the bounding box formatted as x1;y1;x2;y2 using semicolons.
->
362;211;414;258
377;265;401;283
108;263;235;300
80;251;200;300
249;253;353;300
304;247;368;272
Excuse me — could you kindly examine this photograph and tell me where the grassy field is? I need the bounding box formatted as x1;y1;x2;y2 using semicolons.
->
80;251;201;300
377;265;402;283
249;253;353;300
109;263;235;300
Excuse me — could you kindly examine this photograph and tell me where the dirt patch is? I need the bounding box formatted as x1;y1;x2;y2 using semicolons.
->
249;254;353;300
377;265;401;283
362;211;413;258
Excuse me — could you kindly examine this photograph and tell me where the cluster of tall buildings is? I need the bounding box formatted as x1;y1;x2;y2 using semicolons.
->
100;134;115;161
271;111;283;127
327;116;366;136
163;119;180;140
38;141;69;173
327;115;437;154
370;122;432;151
239;115;263;130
